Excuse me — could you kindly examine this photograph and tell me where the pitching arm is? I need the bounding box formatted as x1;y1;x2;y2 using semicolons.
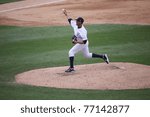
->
62;9;77;44
62;9;77;27
62;9;71;22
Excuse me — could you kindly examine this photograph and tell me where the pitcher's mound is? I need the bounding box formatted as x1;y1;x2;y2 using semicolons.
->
15;62;150;90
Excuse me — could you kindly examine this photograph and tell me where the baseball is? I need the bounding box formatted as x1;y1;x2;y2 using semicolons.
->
62;9;65;11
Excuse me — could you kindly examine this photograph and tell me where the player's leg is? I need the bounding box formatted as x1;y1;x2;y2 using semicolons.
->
92;53;109;64
82;41;102;58
82;41;109;64
65;44;84;72
81;41;92;58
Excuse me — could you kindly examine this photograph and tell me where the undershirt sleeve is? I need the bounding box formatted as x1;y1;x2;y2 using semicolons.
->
68;18;72;24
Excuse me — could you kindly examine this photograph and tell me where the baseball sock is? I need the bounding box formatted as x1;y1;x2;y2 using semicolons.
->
92;53;104;59
69;57;74;68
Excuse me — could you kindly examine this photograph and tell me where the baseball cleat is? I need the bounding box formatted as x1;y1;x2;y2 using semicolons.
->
103;54;109;64
65;67;75;73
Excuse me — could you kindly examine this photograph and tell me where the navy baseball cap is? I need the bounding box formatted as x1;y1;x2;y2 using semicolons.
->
76;17;84;24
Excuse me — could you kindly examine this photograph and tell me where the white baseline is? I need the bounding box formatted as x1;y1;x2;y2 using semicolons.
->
0;0;65;13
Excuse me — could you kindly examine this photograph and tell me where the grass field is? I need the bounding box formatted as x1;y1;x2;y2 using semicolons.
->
0;0;21;4
0;24;150;99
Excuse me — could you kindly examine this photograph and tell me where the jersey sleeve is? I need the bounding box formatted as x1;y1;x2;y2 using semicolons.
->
70;20;77;29
70;20;77;35
81;30;88;40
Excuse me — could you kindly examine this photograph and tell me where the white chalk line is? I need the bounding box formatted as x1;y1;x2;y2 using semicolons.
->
0;0;65;13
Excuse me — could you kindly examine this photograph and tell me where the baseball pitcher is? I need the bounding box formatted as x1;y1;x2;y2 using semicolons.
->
62;9;109;72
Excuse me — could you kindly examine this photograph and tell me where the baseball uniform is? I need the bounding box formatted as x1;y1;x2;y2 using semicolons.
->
65;17;109;72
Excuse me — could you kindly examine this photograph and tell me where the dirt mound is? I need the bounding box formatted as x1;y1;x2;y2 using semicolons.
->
0;0;150;26
15;62;150;90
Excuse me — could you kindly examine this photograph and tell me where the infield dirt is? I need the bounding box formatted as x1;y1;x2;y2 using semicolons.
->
0;0;150;26
16;62;150;90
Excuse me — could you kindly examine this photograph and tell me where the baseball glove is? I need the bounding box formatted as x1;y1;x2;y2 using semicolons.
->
72;35;77;44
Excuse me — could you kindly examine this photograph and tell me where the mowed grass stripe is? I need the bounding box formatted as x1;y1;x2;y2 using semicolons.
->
0;0;21;4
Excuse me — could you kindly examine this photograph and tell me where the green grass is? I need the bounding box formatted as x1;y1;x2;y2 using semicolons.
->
0;0;21;4
0;24;150;99
1;83;150;100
